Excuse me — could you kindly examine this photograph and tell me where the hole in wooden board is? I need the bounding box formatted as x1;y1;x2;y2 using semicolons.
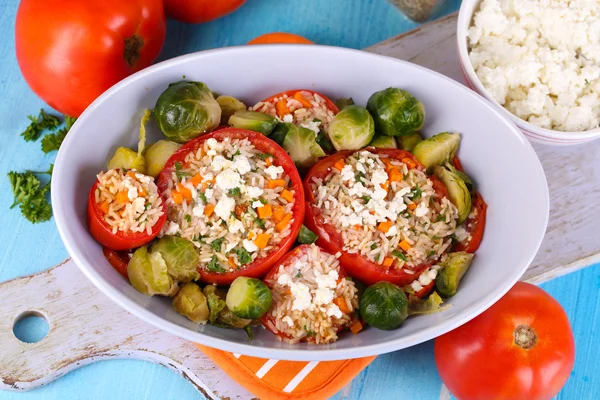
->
13;311;49;343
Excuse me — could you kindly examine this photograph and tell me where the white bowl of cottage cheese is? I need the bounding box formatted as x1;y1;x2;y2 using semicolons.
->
457;0;600;145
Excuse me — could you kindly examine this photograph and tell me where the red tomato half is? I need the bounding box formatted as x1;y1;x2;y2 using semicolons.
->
102;247;131;279
454;191;487;253
157;128;305;286
435;282;575;400
261;89;339;115
303;148;446;287
87;181;167;251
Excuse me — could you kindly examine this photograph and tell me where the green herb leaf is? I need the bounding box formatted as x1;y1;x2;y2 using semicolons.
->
257;153;273;161
21;110;61;142
255;217;266;229
427;250;436;258
411;186;422;200
435;214;446;222
370;243;378;250
355;171;366;184
228;187;241;197
7;171;52;223
304;326;316;337
392;250;407;261
234;247;252;265
362;195;371;203
298;225;318;244
295;272;302;278
185;214;192;223
211;237;225;251
198;192;208;205
206;256;226;273
41;128;67;153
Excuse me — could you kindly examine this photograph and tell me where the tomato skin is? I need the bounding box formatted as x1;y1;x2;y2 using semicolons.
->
248;33;313;45
303;148;445;287
157;128;305;286
261;89;339;115
435;282;575;400
102;247;131;279
16;0;166;117
87;180;167;251
454;192;487;253
164;0;245;23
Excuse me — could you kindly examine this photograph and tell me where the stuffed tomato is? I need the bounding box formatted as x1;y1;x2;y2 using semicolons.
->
303;148;459;288
261;244;360;344
156;128;305;285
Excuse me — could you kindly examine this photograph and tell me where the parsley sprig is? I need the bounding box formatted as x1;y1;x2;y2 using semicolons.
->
8;165;54;223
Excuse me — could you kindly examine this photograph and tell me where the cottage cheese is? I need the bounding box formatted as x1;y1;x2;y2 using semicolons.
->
468;0;600;131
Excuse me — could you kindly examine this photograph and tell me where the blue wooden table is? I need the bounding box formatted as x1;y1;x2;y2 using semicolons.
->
1;0;598;398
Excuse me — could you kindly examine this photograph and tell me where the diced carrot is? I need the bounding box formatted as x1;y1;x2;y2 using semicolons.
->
201;177;215;190
377;220;393;233
247;231;256;240
138;188;147;197
349;319;363;334
177;183;193;202
383;257;394;268
265;157;273;167
257;204;272;219
204;204;215;217
388;168;403;182
402;157;417;169
275;213;293;232
171;191;183;204
380;181;389;192
382;158;395;171
116;191;129;203
293;91;314;108
399;240;412;251
254;233;271;249
408;203;417;211
228;257;236;268
334;159;345;171
275;99;290;118
272;205;286;223
127;171;137;179
190;173;203;187
333;297;351;314
267;179;286;189
353;224;361;231
281;189;294;203
99;201;110;214
369;210;375;215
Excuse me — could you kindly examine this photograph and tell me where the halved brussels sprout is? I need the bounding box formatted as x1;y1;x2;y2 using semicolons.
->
408;291;448;315
335;97;355;110
412;132;460;172
446;164;474;192
368;135;397;149
435;252;474;297
107;110;152;173
154;81;221;144
397;132;423;152
203;285;227;323
226;277;272;319
328;105;375;151
271;123;326;170
173;282;209;324
127;246;178;296
360;281;408;330
366;88;425;137
298;225;318;244
433;166;472;224
152;236;200;282
144;140;181;178
216;308;253;329
216;95;246;124
228;110;278;135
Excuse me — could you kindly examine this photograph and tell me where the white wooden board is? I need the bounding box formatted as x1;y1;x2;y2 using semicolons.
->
2;12;599;399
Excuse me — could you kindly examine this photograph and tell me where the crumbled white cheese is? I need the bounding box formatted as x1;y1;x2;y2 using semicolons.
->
371;168;388;186
290;282;312;311
314;288;335;305
282;114;294;123
214;196;235;220
282;316;295;327
231;155;251;175
265;165;284;179
415;202;429;217
410;280;423;292
299;119;321;134
215;169;242;191
315;270;338;289
204;189;214;200
386;225;398;237
164;221;180;236
252;201;264;209
192;204;205;217
327;304;343;319
247;186;263;198
211;155;230;172
277;273;293;287
243;239;258;252
418;272;433;286
228;217;245;234
127;186;138;201
340;165;355;182
132;197;145;214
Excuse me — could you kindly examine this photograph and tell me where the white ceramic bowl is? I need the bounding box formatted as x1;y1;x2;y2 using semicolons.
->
52;45;549;361
457;0;600;146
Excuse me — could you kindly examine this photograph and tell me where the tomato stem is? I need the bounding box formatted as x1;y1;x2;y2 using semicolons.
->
514;324;537;349
124;34;144;67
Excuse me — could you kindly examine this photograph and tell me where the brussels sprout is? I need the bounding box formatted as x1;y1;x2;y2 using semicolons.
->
408;292;448;315
366;88;425;137
154;81;221;143
152;236;200;282
271;123;326;169
435;252;474;297
298;225;318;244
368;135;397;149
107;109;152;173
446;164;474;193
412;132;460;172
216;308;253;329
360;282;408;330
335;97;355;110
397;132;423;152
216;95;246;124
144;140;181;178
433;166;472;224
328;105;375;151
173;282;209;324
316;130;335;154
228;110;278;135
226;277;272;319
127;246;178;296
203;285;227;323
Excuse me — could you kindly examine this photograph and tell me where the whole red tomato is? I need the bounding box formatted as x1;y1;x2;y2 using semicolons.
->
435;282;575;400
164;0;246;24
16;0;166;117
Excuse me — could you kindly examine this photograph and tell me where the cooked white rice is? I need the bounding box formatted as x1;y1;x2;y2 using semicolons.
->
94;169;163;235
250;90;335;135
264;244;358;344
311;150;458;271
161;137;295;274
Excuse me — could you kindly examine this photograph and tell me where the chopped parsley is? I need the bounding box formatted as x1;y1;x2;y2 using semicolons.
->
257;153;273;161
229;149;241;159
392;250;407;261
295;271;303;278
198;192;208;205
355;171;366;184
427;250;436;258
227;187;241;197
8;170;52;223
206;256;226;273
259;198;268;204
211;237;225;251
184;214;192;223
370;243;378;250
21;110;61;142
192;234;205;243
174;162;191;179
234;247;252;265
411;186;422;200
304;326;317;337
255;217;266;229
432;235;440;240
362;195;371;203
435;214;446;222
374;254;381;262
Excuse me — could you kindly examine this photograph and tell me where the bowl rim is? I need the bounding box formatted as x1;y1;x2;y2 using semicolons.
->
456;0;600;141
52;44;550;361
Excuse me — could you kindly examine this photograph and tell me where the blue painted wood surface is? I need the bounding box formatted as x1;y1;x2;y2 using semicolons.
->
0;0;597;398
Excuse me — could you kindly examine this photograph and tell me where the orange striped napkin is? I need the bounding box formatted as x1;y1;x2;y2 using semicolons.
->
197;344;375;399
